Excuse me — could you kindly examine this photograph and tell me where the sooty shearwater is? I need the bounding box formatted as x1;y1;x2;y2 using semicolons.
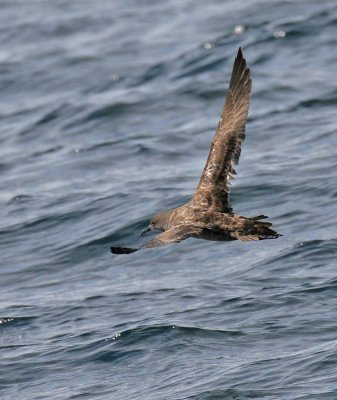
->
111;47;281;254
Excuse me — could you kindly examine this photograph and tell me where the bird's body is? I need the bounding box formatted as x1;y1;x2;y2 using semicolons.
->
111;47;281;254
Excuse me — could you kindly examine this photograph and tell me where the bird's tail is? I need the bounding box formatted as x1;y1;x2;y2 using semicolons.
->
235;215;282;242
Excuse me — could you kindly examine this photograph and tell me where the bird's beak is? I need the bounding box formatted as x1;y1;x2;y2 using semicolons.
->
140;225;152;236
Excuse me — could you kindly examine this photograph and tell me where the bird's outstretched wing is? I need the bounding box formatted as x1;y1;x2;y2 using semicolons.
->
192;47;252;213
110;224;204;254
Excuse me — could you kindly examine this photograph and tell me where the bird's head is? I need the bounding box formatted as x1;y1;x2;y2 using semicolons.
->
140;211;170;236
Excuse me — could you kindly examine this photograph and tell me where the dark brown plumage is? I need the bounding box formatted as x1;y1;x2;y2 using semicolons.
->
111;47;281;255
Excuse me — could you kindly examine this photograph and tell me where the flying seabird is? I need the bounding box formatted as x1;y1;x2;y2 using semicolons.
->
111;47;281;254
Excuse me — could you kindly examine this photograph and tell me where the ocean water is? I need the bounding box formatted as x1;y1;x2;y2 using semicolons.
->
1;0;337;399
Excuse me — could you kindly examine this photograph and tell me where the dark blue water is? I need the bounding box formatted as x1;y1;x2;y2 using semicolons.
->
1;1;337;399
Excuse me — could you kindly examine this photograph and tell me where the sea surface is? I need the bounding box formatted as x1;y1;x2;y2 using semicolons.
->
1;1;337;399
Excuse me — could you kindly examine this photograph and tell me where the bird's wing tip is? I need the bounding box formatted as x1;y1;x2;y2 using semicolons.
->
110;246;138;254
238;46;243;58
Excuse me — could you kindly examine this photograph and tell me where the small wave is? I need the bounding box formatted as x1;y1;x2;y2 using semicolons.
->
83;101;140;122
7;194;34;204
0;317;14;325
0;316;35;327
183;388;275;400
296;91;337;109
263;239;337;267
56;324;246;365
0;162;10;173
131;62;167;86
79;324;245;365
175;54;225;80
35;106;64;126
30;145;63;158
110;324;244;346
